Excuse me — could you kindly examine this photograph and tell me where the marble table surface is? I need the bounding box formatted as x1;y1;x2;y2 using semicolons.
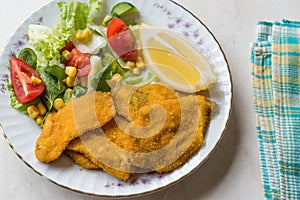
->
0;0;299;199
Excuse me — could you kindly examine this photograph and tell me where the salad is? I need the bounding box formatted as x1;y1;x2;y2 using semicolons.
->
7;0;158;126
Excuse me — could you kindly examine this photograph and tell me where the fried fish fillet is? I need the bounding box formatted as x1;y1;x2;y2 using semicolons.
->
113;84;177;121
37;83;214;181
127;95;213;171
111;84;214;172
66;126;132;181
64;150;100;170
35;91;115;163
150;95;213;172
69;94;212;174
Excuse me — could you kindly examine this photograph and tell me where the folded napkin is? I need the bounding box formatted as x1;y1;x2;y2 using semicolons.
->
251;20;300;200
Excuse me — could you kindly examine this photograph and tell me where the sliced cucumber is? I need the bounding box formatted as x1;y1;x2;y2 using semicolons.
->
111;2;138;16
110;2;139;25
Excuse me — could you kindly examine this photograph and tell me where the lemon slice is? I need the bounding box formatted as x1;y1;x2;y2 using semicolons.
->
138;24;217;93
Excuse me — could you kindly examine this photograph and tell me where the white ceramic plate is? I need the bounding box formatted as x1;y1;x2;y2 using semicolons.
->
0;0;232;197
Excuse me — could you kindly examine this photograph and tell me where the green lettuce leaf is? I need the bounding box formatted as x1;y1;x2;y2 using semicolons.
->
7;82;40;114
18;48;37;69
63;88;74;104
73;86;87;97
36;65;67;111
57;0;102;40
91;59;124;92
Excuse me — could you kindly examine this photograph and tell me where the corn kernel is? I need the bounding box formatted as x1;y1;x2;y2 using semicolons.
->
106;73;122;89
102;15;112;26
136;56;145;70
132;68;141;75
112;73;122;80
66;76;75;87
27;105;39;119
31;76;42;85
65;66;77;78
62;50;71;61
76;31;83;41
80;76;88;87
53;98;64;111
126;60;136;69
36;102;47;116
36;115;43;125
76;28;93;43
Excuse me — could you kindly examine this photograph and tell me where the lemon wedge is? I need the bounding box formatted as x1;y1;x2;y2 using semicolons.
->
137;24;217;93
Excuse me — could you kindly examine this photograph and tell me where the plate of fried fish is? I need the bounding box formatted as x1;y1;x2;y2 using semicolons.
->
0;0;232;197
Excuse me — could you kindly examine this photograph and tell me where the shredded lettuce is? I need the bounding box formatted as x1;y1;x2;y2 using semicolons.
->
28;24;66;66
28;0;102;67
57;0;102;40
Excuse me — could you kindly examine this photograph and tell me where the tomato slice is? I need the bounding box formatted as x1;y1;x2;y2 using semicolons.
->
65;48;91;77
10;57;45;103
77;64;91;77
60;42;75;53
107;17;138;61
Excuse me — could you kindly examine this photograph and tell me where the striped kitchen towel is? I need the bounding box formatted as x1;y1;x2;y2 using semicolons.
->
251;20;300;200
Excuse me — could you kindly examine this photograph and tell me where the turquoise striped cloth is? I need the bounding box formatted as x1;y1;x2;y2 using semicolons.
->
251;20;300;200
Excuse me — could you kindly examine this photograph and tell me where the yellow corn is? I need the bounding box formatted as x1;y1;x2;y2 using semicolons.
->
112;73;122;80
36;102;47;116
136;56;145;70
27;105;39;119
126;60;136;69
31;76;42;85
76;28;93;43
53;98;64;111
132;67;141;76
36;115;43;125
102;15;112;26
80;76;88;87
65;66;77;78
106;73;122;89
66;76;76;87
62;50;71;61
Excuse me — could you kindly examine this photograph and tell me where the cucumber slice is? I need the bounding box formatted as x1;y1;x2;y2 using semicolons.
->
110;2;139;25
111;2;138;16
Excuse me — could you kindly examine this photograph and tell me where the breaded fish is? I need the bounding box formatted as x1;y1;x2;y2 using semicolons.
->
113;84;177;121
35;91;115;163
37;83;214;181
66;126;132;181
71;90;213;174
154;95;213;172
127;95;213;171
64;150;100;170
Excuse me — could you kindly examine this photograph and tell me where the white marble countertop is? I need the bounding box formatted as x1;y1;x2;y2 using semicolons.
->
0;0;299;199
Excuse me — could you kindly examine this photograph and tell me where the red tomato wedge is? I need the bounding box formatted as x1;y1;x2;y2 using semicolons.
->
60;42;75;53
10;57;45;103
65;48;91;77
107;17;138;60
77;64;91;77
